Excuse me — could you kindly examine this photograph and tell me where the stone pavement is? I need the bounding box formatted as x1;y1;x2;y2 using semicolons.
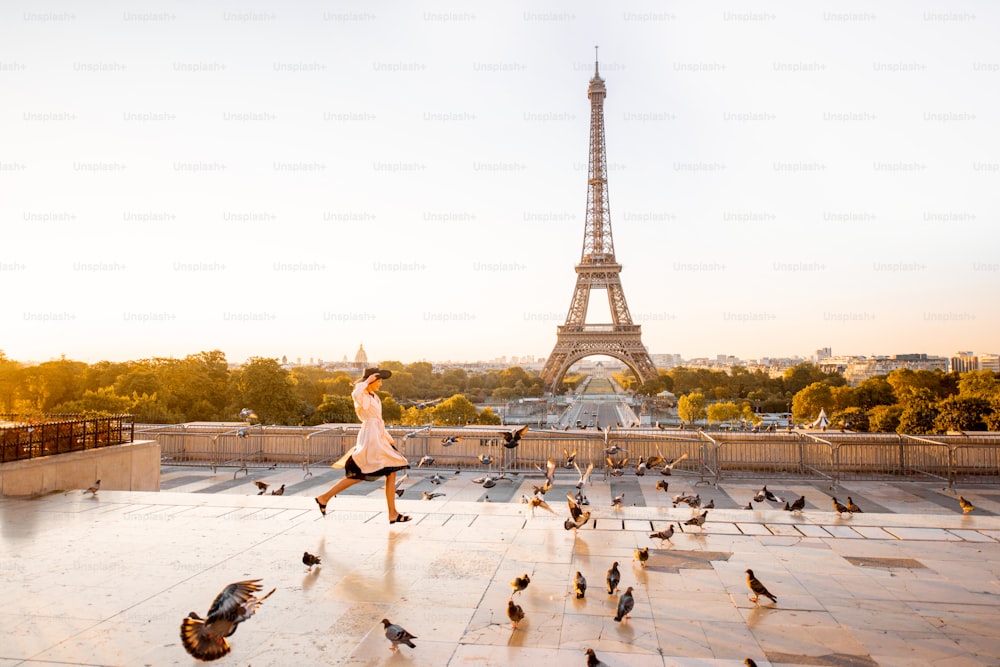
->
2;468;1000;666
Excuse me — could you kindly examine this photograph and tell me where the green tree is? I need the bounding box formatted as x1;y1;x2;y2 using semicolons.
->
0;352;23;412
783;362;844;395
832;406;869;432
868;404;902;432
933;396;990;432
476;407;502;425
310;395;359;424
432;395;478;425
51;386;132;415
232;357;303;425
706;401;741;426
853;377;896;411
677;392;706;426
957;370;999;400
896;387;938;434
791;382;834;423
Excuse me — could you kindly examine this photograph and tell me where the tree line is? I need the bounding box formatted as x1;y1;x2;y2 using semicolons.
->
628;363;1000;434
0;350;549;426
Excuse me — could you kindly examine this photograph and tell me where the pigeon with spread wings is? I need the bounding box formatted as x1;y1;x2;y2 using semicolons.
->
180;579;275;661
500;424;529;449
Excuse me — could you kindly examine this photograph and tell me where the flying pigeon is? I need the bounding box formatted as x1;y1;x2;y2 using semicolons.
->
586;648;610;667
846;496;862;513
500;425;529;449
573;461;594;489
682;510;708;530
655;479;669;493
270;484;285;496
481;476;497;489
422;491;445;500
239;408;257;421
180;579;275;661
959;495;975;513
381;618;417;651
302;552;321;570
606;561;621;594
650;524;674;544
506;599;525;629
605;455;628;477
563;447;577;468
441;436;462;446
477;454;493;465
660;452;689;475
417;455;434;468
614;586;635;622
564;493;591;531
611;492;625;509
84;480;101;495
604;444;627;456
527;495;553;514
634;547;649;568
573;571;587;599
510;573;530;599
428;473;446;484
635;457;648;476
745;568;777;604
253;480;269;494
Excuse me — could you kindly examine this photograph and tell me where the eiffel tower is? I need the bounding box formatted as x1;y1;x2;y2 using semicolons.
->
541;49;658;393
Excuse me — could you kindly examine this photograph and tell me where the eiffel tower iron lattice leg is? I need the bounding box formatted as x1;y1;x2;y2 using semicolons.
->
541;48;658;393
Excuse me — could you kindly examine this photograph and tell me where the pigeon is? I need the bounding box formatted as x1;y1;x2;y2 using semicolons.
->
655;479;669;493
745;568;777;604
237;429;249;439
703;498;714;509
959;495;975;513
635;457;648;476
573;571;587;599
565;493;591;531
574;461;594;489
510;573;530;599
606;561;620;594
575;489;590;506
302;552;321;570
604;443;627;456
422;491;445;500
428;473;447;484
614;586;635;622
606;456;628;477
527;495;554;514
650;524;674;544
270;484;285;496
500;424;529;449
84;480;101;495
763;486;784;503
506;599;525;629
441;436;462;446
611;492;625;509
417;455;434;468
239;408;257;421
745;660;759;667
253;480;269;494
586;648;610;667
477;454;493;465
660;452;689;475
542;457;556;492
381;618;417;651
846;496;862;513
682;510;708;530
832;496;850;515
563;447;577;468
482;476;497;489
785;495;806;512
634;547;649;567
180;579;275;661
743;500;753;510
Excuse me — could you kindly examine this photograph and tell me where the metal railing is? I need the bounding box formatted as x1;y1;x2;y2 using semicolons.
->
139;423;1000;487
1;414;135;463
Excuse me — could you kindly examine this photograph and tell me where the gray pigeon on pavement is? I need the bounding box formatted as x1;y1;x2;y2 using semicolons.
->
606;561;620;594
381;618;417;650
614;586;634;622
574;571;587;599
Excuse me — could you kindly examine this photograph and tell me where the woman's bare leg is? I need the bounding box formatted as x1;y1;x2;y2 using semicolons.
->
317;477;362;505
385;471;400;520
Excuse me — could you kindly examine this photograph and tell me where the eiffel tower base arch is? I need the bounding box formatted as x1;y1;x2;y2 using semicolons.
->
541;325;658;393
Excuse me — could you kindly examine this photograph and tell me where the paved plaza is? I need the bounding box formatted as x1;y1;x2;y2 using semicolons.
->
3;466;1000;666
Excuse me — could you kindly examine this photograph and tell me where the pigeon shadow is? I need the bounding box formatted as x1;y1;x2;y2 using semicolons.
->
572;535;591;559
506;619;529;646
302;567;321;590
746;603;776;628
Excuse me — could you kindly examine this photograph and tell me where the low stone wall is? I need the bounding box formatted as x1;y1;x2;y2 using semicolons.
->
0;439;160;496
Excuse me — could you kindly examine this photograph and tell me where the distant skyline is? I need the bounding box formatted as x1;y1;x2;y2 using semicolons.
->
3;2;998;366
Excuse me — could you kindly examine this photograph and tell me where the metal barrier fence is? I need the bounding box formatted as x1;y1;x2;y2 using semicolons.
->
139;424;1000;487
0;414;135;463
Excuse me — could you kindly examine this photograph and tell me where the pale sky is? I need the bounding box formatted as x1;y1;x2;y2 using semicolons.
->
2;1;998;366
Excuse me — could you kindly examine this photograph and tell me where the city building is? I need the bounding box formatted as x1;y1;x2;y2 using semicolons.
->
949;351;979;373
